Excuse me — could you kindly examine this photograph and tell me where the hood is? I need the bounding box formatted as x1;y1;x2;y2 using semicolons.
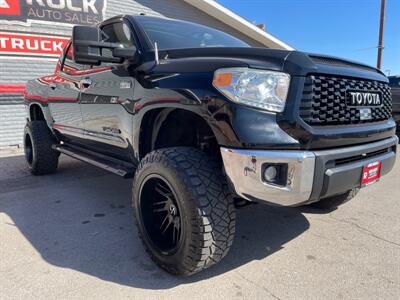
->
140;47;291;73
285;51;387;82
140;47;387;82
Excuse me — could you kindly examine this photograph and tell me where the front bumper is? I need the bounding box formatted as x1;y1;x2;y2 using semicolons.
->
221;136;398;207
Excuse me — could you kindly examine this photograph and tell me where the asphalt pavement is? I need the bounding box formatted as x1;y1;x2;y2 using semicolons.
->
0;149;399;299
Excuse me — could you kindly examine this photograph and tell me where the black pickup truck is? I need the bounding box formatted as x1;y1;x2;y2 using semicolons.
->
23;15;398;275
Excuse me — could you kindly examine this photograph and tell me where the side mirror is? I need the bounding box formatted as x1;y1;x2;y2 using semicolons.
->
72;25;123;65
113;46;138;62
72;26;101;65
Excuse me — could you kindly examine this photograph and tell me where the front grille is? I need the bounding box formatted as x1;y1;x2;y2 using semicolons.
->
300;75;392;126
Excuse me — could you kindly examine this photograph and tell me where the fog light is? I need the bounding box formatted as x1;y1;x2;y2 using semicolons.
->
264;166;278;182
262;163;288;186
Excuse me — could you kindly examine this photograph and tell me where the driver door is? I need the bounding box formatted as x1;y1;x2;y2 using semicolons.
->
79;21;137;161
48;42;87;143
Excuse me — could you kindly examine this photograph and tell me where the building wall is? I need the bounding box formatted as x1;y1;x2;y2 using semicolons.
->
0;94;27;147
0;0;263;148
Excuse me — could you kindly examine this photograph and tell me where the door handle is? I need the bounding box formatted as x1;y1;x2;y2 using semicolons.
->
49;83;57;90
80;78;93;89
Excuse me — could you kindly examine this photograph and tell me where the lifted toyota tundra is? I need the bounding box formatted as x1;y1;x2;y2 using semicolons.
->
23;15;398;275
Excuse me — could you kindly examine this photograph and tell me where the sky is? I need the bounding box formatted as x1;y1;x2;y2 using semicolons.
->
219;0;400;75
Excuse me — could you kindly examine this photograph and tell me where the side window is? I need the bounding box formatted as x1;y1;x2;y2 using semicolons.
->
100;22;134;63
61;42;89;75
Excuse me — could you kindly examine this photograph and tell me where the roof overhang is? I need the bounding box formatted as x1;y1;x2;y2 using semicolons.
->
183;0;294;50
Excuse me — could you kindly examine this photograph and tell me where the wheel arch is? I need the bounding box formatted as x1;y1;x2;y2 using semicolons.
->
137;107;222;160
29;103;46;121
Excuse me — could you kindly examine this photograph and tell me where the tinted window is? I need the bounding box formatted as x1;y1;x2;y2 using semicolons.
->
61;42;89;74
137;17;250;50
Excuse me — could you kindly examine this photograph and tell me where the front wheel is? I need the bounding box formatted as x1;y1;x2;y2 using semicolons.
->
132;147;236;276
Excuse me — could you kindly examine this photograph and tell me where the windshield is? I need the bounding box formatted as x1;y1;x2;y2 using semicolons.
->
136;16;250;50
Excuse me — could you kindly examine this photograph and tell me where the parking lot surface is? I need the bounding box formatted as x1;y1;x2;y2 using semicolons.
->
1;150;399;299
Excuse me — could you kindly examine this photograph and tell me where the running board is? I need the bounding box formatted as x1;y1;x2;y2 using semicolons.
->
52;144;136;178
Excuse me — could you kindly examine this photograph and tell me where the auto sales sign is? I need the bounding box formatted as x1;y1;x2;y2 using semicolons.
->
0;0;107;25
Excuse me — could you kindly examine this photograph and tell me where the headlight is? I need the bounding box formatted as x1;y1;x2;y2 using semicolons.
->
212;68;290;113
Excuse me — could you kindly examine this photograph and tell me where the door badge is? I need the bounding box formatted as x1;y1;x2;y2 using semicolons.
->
120;81;132;89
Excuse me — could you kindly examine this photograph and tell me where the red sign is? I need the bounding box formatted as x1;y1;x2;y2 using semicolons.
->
0;31;69;57
0;84;25;93
0;0;21;16
0;0;106;25
361;161;382;186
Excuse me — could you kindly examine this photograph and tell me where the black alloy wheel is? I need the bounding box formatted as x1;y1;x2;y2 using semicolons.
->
139;174;184;255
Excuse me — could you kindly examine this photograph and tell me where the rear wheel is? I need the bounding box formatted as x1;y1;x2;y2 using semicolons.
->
132;147;236;276
309;188;360;210
24;121;59;175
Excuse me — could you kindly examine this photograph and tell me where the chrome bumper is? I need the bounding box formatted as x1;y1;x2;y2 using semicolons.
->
221;136;398;207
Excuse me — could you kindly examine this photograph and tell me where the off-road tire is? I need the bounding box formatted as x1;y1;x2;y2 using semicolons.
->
132;147;236;276
24;121;59;175
309;188;360;210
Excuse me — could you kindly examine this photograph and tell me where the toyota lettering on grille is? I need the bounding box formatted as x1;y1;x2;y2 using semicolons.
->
346;90;382;107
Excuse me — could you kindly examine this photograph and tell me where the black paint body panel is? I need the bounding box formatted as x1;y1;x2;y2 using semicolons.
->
24;15;396;165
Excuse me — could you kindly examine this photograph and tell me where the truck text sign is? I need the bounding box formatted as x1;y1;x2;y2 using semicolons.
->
0;31;69;57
